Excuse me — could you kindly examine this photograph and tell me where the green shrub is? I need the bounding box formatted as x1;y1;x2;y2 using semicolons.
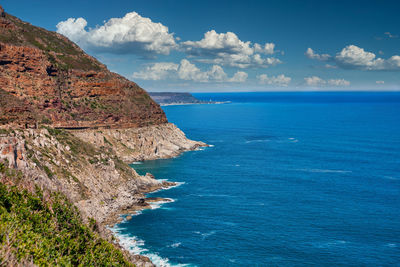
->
0;183;132;266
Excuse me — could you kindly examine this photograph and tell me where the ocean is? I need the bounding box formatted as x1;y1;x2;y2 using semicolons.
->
112;92;400;266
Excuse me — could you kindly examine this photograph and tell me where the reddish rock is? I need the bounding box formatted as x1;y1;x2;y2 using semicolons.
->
0;9;167;129
0;6;4;18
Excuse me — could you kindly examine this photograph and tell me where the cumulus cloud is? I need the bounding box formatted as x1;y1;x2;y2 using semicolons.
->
257;74;291;86
132;59;247;83
304;76;326;86
336;45;400;70
304;76;350;87
132;62;179;80
306;45;400;71
305;48;331;61
181;30;281;68
229;71;248;83
327;79;351;86
56;12;177;56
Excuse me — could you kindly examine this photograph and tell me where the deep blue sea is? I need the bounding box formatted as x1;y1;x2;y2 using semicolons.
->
112;92;400;266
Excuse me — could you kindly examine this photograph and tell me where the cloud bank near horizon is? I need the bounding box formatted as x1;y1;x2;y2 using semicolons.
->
306;45;400;71
55;11;398;90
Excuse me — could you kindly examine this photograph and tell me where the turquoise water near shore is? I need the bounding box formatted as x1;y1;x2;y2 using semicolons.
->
113;92;400;266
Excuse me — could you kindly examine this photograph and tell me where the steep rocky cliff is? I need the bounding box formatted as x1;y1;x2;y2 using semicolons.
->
0;7;166;128
0;6;206;266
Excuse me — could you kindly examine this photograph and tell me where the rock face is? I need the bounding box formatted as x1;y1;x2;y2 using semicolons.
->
0;8;166;128
72;123;208;162
0;126;203;266
0;7;207;267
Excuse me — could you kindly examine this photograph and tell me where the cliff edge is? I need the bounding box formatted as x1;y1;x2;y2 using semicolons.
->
0;6;166;129
0;6;206;267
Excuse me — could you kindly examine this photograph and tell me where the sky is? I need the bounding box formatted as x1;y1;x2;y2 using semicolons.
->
3;0;400;92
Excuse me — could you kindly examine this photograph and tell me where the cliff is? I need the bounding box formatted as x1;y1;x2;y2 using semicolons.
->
0;7;166;128
0;6;206;267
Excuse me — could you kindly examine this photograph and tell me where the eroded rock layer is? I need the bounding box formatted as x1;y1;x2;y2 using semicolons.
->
0;9;166;128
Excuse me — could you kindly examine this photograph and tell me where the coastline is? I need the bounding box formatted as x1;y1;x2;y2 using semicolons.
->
0;123;207;267
95;125;208;266
107;164;192;267
159;101;230;107
109;180;187;267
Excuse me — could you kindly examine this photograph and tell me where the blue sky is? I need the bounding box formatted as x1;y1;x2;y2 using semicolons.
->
3;0;400;92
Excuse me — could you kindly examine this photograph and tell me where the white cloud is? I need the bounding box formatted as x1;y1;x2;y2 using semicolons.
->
304;76;350;87
324;64;337;69
254;43;276;54
132;59;247;83
132;62;178;80
376;80;385;84
307;45;400;71
305;48;331;61
327;79;350;86
304;76;326;86
335;45;380;69
181;30;281;68
257;74;291;86
177;59;210;82
229;71;248;83
57;12;177;56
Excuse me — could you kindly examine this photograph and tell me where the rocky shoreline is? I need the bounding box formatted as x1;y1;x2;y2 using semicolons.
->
0;123;207;267
0;6;208;266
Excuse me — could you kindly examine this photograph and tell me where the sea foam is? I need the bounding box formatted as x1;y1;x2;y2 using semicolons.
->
149;198;175;209
110;226;189;267
109;198;189;267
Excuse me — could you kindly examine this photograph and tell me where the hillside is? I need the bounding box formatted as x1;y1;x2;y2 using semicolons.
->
0;6;166;129
0;6;207;266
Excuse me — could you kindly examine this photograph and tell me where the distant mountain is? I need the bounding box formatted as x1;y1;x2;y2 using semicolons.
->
149;92;214;105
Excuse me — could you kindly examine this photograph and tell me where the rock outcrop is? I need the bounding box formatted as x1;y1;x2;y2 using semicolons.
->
0;7;166;128
0;6;207;266
72;123;207;163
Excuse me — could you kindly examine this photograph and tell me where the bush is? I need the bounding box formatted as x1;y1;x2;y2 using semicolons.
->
0;183;132;266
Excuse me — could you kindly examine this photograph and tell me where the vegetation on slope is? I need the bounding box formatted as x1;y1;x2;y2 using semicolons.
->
0;13;102;71
0;162;132;266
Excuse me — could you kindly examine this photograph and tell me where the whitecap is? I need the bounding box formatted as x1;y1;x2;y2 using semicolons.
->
386;243;397;248
150;181;186;193
312;240;348;249
148;198;175;210
131;162;143;165
110;226;190;267
169;242;182;248
383;176;399;181
296;168;352;174
245;139;271;144
193;230;216;239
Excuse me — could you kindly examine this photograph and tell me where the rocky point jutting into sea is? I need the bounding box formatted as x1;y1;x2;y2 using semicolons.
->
0;6;206;266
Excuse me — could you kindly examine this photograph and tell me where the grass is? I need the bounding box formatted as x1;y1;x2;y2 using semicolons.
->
45;127;97;157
